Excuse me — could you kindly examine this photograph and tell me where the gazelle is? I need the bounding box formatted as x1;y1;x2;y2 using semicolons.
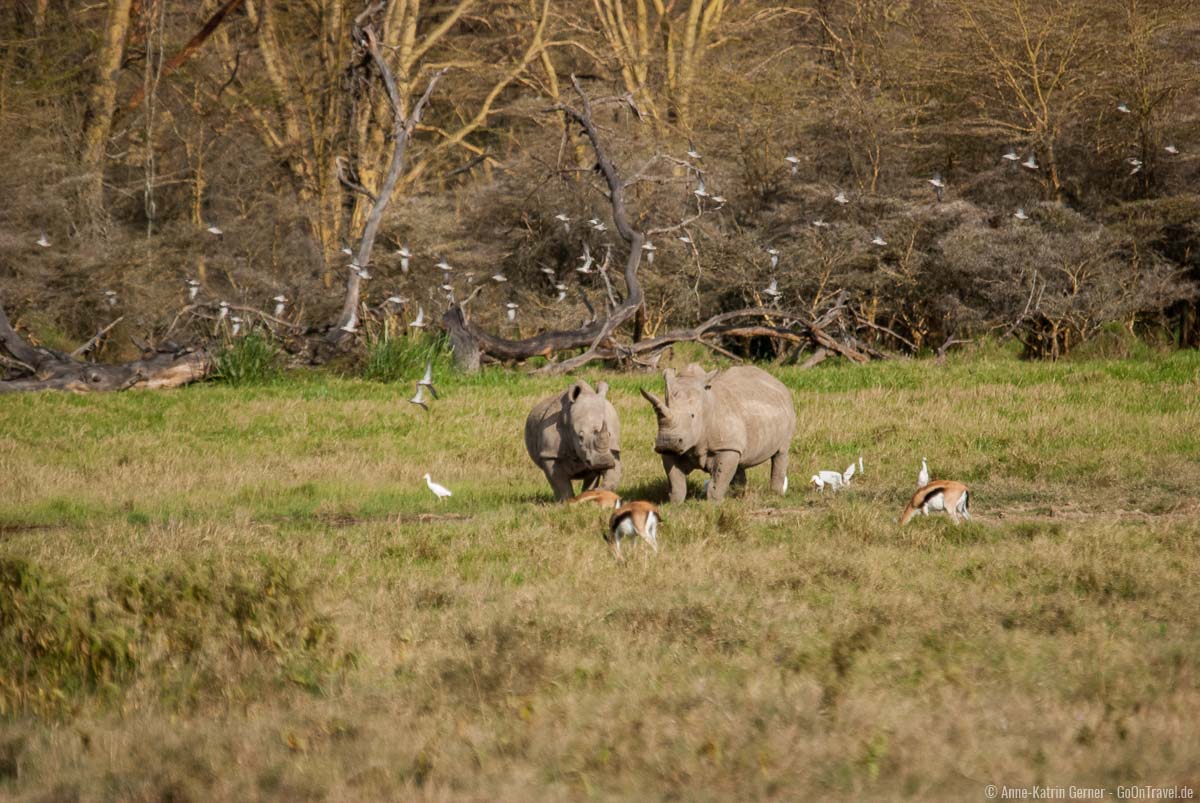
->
900;481;971;525
568;489;622;509
608;501;660;558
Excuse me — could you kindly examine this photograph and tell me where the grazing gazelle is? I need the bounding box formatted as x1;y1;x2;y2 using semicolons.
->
568;489;622;509
900;481;971;525
607;501;660;557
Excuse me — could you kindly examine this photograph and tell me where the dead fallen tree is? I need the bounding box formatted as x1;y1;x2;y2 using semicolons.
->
0;297;212;393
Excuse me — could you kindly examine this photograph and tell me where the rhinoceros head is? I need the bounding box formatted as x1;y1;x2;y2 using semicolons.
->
565;380;616;470
640;365;718;455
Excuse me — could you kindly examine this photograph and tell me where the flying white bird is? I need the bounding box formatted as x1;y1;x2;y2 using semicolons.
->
1013;207;1029;221
554;286;567;302
812;219;829;228
424;473;452;500
1117;100;1131;114
410;305;427;328
386;295;407;306
871;233;888;247
577;243;594;274
642;241;657;264
918;457;929;488
928;171;945;201
555;213;571;232
104;290;118;307
686;141;702;160
1022;152;1038;170
186;279;201;301
351;263;371;280
810;461;857;493
340;245;353;256
273;295;287;316
206;224;223;236
217;300;229;320
36;232;51;248
397;245;411;273
694;177;709;198
409;384;430;411
711;195;726;204
540;266;556;276
1164;144;1179;155
834;190;849;205
230;316;242;336
592;221;608;233
1002;147;1020;163
764;279;782;300
785;154;800;174
492;273;507;283
436;257;452;272
506;302;519;322
678;233;693;245
767;247;779;269
418;360;438;398
341;310;358;333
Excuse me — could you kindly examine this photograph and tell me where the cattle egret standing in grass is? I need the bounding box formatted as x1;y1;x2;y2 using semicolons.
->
555;213;570;232
410;306;426;328
273;295;287;317
811;461;857;492
36;232;51;248
608;501;660;558
397;246;411;273
785;154;800;174
424;473;452;500
186;279;201;302
642;241;656;264
918;457;929;488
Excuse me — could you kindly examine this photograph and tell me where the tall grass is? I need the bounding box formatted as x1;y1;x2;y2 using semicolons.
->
362;330;451;383
214;333;281;386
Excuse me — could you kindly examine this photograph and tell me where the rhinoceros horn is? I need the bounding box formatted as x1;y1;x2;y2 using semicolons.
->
640;387;671;418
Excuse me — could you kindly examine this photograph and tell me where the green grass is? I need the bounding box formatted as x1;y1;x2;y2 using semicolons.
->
1;351;1199;800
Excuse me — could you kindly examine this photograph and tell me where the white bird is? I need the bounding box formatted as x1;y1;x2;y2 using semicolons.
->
1117;100;1131;114
810;461;857;493
712;195;726;204
186;279;201;301
418;360;438;398
577;243;594;274
206;224;223;236
642;241;657;264
440;283;454;293
230;316;242;336
782;475;789;494
436;257;452;273
767;247;779;269
36;232;51;248
918;457;929;488
341;309;358;333
871;233;888;247
351;263;371;280
785;154;800;174
409;384;430;411
397;245;411;273
587;217;601;227
1022;152;1038;170
694;177;709;198
686;141;702;160
1002;146;1020;163
104;290;118;307
555;213;571;232
1164;144;1179;155
506;302;519;322
678;233;693;245
217;300;229;320
764;278;782;300
273;295;287;316
834;190;849;205
540;266;556;276
928;171;945;201
592;221;608;233
424;473;452;500
1013;207;1029;221
491;273;507;283
812;219;829;228
410;305;427;328
555;287;567;302
340;245;353;256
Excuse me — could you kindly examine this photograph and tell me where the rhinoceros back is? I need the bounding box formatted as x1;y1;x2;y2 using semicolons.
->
707;366;796;466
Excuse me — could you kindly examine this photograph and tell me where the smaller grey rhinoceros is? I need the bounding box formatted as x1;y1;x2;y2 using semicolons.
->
525;380;621;501
640;363;795;503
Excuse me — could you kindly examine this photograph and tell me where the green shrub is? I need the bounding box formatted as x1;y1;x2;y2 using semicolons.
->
215;334;281;386
363;331;450;383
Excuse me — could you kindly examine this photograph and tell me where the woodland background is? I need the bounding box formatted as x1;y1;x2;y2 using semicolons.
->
2;0;1199;365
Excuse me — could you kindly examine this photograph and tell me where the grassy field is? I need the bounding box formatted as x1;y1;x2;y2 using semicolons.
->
2;347;1199;801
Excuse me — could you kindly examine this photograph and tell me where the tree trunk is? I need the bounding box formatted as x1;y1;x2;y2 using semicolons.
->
80;0;134;217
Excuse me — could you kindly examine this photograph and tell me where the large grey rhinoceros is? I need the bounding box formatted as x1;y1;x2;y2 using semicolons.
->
525;380;621;501
640;364;795;503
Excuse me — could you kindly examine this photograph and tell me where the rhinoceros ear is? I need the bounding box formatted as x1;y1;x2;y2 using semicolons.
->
569;379;595;402
662;368;676;400
640;387;669;417
595;381;609;399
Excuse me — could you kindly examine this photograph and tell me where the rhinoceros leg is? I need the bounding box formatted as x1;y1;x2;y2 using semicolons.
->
663;455;689;504
542;462;576;501
769;448;789;494
707;451;741;502
731;465;748;488
596;458;621;492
